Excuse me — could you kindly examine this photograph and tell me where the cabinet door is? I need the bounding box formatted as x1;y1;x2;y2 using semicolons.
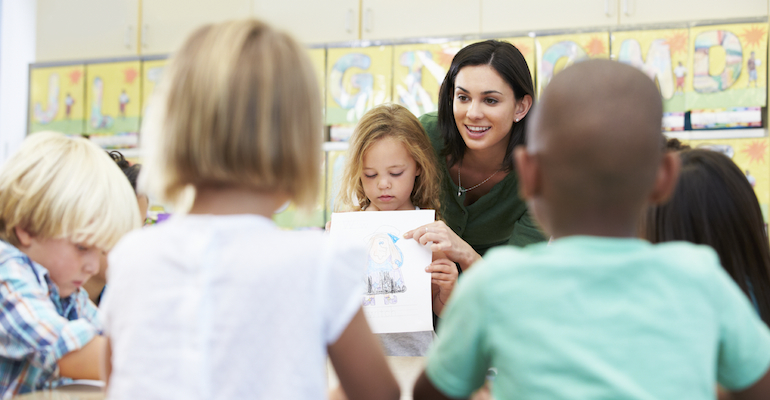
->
253;0;359;44
619;0;767;25
142;0;251;55
361;0;480;41
36;0;139;62
480;0;617;34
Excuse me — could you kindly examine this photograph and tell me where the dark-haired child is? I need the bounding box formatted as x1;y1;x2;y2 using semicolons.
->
414;60;770;399
82;151;148;305
645;148;770;327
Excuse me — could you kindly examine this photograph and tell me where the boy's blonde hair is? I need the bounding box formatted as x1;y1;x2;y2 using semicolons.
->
140;19;322;209
0;132;140;249
336;104;441;217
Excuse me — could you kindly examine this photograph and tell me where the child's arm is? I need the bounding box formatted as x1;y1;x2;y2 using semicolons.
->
102;337;113;388
414;371;463;400
57;335;105;380
328;307;400;400
730;367;770;400
0;262;102;382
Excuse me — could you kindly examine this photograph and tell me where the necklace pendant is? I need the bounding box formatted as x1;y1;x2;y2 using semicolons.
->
458;187;463;197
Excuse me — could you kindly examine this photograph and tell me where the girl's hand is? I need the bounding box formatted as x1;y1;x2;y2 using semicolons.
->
405;221;482;270
427;258;458;307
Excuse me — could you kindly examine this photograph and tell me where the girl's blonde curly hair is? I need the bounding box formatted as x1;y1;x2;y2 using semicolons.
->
335;104;441;219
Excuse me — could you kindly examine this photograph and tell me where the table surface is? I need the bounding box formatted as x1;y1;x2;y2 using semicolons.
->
13;356;426;400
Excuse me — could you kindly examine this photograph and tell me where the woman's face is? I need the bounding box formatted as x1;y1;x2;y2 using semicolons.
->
452;65;519;154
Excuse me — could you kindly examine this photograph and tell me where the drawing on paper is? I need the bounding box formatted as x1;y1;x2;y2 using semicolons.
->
364;227;407;303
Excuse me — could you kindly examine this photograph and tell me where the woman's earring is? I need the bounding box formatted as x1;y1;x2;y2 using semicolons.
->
514;118;519;123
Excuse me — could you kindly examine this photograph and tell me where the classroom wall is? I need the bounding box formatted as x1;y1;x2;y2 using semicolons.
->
0;0;36;166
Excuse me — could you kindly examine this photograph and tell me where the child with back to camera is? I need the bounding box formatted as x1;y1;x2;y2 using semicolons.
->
644;148;770;327
335;103;458;356
82;151;148;305
413;60;770;399
99;19;399;400
0;132;140;398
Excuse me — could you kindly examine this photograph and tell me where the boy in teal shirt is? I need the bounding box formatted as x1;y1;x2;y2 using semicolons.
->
413;60;770;399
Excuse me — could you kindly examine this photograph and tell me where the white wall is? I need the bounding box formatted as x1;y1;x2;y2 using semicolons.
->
0;0;36;166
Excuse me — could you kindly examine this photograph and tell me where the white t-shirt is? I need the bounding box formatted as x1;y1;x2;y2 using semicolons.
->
100;214;365;400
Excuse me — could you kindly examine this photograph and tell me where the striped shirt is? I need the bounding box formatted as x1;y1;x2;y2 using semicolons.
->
0;241;100;399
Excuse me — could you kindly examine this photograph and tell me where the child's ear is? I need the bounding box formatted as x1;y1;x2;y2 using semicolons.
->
415;165;421;177
14;226;33;248
649;151;681;205
514;145;540;200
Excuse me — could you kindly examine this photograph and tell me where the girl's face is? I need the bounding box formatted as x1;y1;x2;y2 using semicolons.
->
361;137;421;212
452;64;520;154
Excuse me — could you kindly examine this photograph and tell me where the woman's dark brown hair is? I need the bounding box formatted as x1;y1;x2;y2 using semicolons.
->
645;149;770;326
437;40;534;172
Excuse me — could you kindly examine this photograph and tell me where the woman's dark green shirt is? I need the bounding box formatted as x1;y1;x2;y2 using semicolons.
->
420;112;546;256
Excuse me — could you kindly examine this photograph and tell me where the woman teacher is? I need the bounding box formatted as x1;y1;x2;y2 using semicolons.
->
405;40;546;271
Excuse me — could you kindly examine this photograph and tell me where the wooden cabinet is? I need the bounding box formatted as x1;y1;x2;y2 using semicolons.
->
480;0;617;34
618;0;767;25
34;0;770;61
360;0;480;40
36;0;139;62
252;0;359;44
141;0;251;55
481;0;768;34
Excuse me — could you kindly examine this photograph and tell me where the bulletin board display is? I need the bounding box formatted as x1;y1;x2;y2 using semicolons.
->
28;65;86;135
536;32;610;95
686;23;767;110
392;41;461;117
612;29;690;112
85;61;142;148
326;46;393;125
684;136;770;222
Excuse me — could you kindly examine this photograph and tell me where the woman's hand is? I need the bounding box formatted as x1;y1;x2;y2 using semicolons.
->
428;258;458;315
405;221;481;270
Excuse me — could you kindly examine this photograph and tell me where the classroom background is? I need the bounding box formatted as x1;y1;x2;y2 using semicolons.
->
3;0;769;230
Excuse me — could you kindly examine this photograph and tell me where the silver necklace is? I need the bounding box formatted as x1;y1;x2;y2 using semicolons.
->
457;162;501;197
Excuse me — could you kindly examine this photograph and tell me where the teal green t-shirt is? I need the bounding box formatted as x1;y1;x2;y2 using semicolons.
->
426;236;770;399
419;112;545;256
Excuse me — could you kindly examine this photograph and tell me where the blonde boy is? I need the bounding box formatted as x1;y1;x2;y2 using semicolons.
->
0;132;140;398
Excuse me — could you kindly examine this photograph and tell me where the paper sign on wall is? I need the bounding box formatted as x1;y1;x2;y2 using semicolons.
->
85;61;142;148
536;32;610;94
612;29;689;113
326;46;393;125
29;65;86;135
393;42;461;117
330;210;434;334
686;23;767;109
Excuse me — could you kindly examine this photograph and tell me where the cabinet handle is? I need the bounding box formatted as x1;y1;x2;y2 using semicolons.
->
623;0;630;16
364;8;372;33
346;9;353;33
125;26;133;49
604;0;610;16
142;24;148;48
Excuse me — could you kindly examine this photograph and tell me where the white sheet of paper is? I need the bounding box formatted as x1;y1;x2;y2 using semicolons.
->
330;210;434;334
